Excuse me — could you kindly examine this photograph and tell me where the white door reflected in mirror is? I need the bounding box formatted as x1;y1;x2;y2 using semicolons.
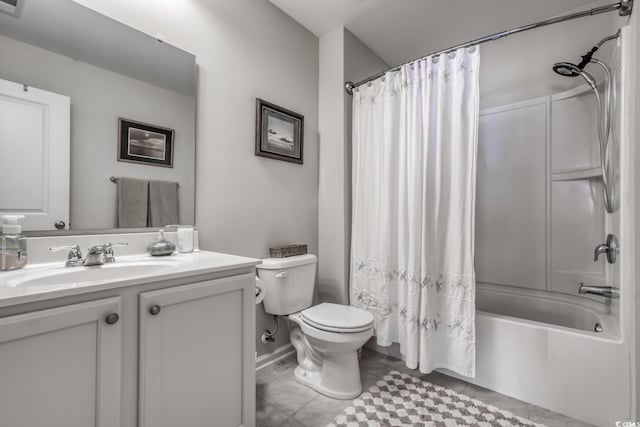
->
0;78;70;231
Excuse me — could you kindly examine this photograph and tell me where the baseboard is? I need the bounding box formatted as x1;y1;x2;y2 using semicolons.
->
255;343;295;371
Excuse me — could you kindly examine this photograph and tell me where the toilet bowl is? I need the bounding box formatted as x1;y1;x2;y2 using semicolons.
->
256;255;374;399
288;303;373;399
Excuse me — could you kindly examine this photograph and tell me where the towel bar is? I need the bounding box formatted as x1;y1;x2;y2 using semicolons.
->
109;176;180;188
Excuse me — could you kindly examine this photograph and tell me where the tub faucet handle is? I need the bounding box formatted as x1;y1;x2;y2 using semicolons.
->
593;244;609;262
593;234;618;264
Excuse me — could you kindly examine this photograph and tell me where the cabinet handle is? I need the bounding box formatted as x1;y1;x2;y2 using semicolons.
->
105;313;119;325
149;305;162;316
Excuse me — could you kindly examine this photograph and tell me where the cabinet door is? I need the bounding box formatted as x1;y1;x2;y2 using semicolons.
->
0;297;122;427
139;274;255;427
0;77;70;231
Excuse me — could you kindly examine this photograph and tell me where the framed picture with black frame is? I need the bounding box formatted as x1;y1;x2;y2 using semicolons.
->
118;118;174;168
255;98;304;164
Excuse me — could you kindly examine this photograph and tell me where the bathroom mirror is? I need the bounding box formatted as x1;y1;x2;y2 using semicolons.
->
0;0;196;233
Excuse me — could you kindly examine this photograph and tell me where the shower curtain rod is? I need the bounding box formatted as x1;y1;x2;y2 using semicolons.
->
344;0;633;95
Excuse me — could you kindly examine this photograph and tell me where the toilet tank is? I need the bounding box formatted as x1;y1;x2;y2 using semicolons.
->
257;254;317;315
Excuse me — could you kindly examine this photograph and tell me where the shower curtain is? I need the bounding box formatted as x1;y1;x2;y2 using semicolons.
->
350;46;480;377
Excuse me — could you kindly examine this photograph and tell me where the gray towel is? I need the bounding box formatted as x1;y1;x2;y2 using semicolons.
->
149;180;179;227
117;178;149;228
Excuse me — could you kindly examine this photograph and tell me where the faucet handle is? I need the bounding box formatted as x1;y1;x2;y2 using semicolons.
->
49;244;80;253
104;242;128;263
105;242;128;248
49;245;83;266
593;234;619;264
50;245;82;257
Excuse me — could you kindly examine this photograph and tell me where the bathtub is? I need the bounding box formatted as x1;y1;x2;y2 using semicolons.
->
454;283;631;426
476;283;619;335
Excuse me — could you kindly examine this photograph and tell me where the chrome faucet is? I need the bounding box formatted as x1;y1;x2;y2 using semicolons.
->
50;243;128;267
593;234;618;264
83;244;109;266
579;283;619;298
83;243;128;266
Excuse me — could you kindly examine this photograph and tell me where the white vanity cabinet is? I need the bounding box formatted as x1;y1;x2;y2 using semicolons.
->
0;297;122;427
0;257;257;427
139;274;255;427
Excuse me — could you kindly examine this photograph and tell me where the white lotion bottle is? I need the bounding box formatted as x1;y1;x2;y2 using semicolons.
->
177;225;194;253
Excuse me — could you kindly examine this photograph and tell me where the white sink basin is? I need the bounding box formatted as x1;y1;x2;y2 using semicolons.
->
0;250;260;308
5;258;184;290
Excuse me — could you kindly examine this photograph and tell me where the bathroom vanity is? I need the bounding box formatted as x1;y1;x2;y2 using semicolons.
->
0;238;259;427
0;3;258;425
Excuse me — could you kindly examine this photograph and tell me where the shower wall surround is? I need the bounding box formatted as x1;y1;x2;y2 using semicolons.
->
476;84;613;298
476;3;623;303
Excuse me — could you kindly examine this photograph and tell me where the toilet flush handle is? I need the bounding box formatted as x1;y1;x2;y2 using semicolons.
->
275;271;289;279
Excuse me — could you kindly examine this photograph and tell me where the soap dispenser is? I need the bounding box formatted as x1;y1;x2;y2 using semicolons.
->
146;229;176;256
0;215;27;271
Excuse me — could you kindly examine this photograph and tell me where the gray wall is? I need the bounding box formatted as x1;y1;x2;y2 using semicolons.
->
318;27;347;305
0;34;196;229
74;0;320;356
318;27;388;305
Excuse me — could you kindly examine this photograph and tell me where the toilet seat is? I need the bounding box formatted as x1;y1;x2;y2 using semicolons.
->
301;303;374;334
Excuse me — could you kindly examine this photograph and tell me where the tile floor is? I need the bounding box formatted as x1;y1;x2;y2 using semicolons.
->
256;349;594;427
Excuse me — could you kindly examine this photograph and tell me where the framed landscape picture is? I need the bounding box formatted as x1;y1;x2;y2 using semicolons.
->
255;98;304;164
118;118;174;168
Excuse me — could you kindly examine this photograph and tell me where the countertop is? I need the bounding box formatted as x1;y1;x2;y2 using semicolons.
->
0;250;260;308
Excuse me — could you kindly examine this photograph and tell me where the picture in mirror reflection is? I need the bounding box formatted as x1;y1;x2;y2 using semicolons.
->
128;127;166;160
118;118;175;168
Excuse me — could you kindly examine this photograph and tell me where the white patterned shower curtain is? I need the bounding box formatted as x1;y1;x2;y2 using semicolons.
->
350;47;480;377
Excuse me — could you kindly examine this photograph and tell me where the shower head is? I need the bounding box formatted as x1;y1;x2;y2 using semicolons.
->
553;44;599;77
552;31;619;82
552;62;582;77
552;62;597;90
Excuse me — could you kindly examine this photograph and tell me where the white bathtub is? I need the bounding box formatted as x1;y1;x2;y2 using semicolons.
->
456;283;632;426
476;283;619;335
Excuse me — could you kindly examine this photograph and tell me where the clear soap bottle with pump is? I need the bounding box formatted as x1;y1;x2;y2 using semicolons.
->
0;215;27;271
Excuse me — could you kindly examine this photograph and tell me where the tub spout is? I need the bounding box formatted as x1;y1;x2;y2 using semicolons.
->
579;283;619;298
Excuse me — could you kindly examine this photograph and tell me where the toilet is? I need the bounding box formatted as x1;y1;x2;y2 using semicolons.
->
257;254;374;399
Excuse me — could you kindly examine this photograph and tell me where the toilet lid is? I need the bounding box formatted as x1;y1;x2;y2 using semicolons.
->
301;303;374;332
